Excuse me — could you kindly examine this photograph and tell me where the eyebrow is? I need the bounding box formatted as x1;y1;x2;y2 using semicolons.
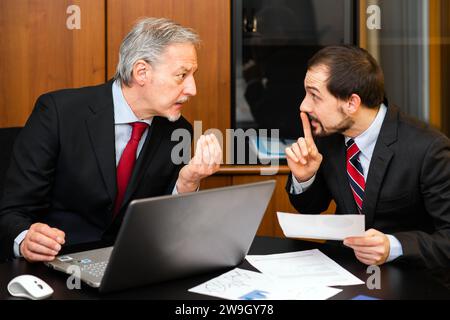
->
306;86;321;95
177;66;198;73
176;67;190;73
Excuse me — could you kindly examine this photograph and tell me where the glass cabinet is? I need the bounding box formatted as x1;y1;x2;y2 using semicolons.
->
231;0;356;163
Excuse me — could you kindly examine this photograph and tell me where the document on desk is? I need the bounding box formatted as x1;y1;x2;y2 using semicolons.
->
246;249;364;287
188;268;342;300
277;212;365;240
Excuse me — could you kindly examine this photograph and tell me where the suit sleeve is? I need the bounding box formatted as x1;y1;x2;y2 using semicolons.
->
286;167;332;214
394;135;450;269
0;93;60;259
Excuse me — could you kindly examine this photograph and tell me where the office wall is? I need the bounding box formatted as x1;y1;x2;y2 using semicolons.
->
0;0;230;134
429;0;442;131
1;1;446;136
0;0;105;127
440;0;450;137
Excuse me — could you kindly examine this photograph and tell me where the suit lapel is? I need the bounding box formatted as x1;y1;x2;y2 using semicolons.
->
85;81;117;204
119;116;166;212
362;106;399;227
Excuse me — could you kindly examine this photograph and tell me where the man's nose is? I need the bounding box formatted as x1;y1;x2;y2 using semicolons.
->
299;98;310;113
184;75;197;96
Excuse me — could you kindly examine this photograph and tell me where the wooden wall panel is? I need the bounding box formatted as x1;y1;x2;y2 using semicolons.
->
0;0;106;127
429;0;442;131
200;175;232;190
440;0;450;137
107;0;231;135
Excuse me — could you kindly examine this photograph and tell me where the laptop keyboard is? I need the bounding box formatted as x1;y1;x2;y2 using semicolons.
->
81;261;108;279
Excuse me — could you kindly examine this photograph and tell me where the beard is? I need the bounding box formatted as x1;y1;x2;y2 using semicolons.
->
307;105;354;137
167;112;181;122
166;96;189;122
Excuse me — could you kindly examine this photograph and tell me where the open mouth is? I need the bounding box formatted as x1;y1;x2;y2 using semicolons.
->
307;114;319;127
173;103;184;110
175;97;189;106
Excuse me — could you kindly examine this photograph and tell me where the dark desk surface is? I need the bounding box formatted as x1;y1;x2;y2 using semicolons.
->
1;236;449;300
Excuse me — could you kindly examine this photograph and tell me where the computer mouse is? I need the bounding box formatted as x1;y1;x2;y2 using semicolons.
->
7;275;54;300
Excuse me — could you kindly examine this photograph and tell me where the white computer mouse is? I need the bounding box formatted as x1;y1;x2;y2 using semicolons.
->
7;275;54;300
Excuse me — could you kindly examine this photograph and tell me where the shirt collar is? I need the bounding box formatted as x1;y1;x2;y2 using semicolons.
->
345;103;387;158
112;80;153;126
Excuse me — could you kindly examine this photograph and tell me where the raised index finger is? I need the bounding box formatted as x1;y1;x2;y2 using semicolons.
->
300;112;313;141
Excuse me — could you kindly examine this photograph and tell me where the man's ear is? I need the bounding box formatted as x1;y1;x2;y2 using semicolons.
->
132;60;151;86
347;94;362;114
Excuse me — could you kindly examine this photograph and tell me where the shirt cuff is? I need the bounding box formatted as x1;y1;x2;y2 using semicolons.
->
13;230;29;258
172;184;199;195
290;174;316;195
386;234;403;262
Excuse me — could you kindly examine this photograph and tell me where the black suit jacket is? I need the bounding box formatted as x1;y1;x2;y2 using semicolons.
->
0;80;192;259
286;105;450;269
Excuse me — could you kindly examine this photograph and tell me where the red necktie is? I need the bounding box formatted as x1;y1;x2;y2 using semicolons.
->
113;122;148;217
346;139;365;214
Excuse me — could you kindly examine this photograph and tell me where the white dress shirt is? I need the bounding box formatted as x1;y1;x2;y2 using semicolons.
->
290;104;403;262
112;79;153;164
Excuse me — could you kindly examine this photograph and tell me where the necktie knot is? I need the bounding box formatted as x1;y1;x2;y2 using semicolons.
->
346;138;361;160
346;138;355;148
130;122;148;142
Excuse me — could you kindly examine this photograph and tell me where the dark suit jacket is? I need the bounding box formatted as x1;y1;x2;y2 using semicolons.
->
0;80;192;259
286;105;450;269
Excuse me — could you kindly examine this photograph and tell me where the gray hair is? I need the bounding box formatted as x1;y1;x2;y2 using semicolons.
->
114;17;200;86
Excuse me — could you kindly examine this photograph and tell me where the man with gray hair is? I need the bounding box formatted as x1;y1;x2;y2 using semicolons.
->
0;18;222;262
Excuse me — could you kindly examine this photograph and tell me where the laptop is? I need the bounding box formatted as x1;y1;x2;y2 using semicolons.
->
45;180;276;293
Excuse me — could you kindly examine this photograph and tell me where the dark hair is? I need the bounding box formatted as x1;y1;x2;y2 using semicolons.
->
307;45;385;108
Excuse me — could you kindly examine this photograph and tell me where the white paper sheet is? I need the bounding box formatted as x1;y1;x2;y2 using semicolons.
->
277;212;365;240
246;249;364;287
188;268;342;300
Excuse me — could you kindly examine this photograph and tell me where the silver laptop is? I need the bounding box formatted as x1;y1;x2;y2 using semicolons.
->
46;180;276;293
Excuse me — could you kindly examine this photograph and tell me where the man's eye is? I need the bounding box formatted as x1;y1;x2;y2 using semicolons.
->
177;73;187;80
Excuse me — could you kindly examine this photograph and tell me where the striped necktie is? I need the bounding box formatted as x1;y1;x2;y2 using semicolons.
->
346;139;365;214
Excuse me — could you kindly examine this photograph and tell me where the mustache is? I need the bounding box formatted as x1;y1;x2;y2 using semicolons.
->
176;97;190;104
306;113;319;122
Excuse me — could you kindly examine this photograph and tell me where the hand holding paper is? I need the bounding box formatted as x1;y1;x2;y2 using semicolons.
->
344;228;391;265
